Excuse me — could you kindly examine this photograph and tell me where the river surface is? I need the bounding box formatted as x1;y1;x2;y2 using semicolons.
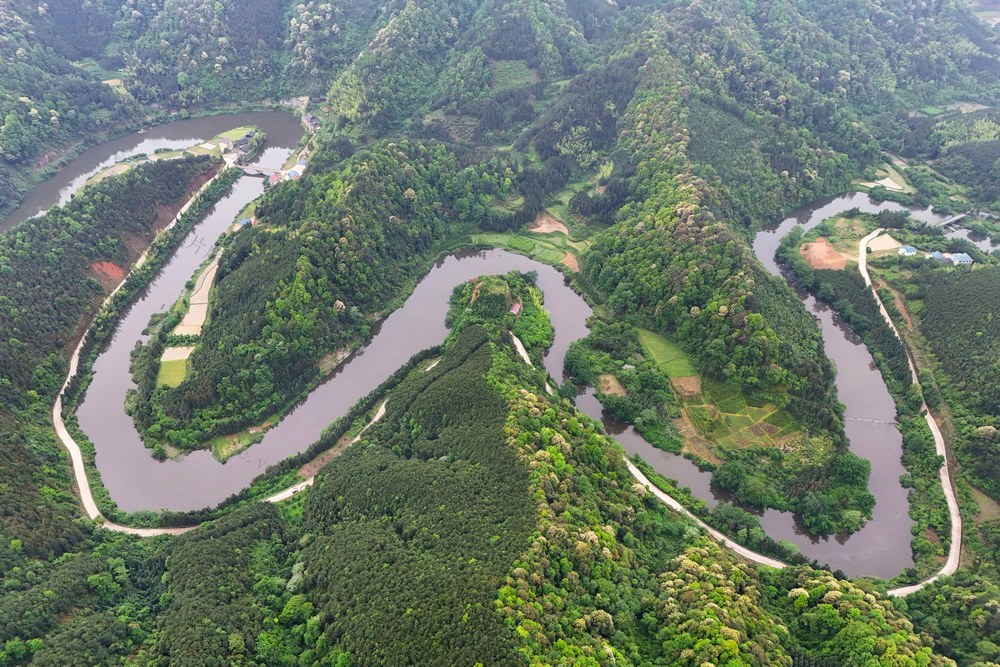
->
78;248;590;512
1;111;304;232
19;114;953;576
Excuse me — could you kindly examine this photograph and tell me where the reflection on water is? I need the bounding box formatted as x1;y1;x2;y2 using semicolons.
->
2;111;303;231
47;120;938;578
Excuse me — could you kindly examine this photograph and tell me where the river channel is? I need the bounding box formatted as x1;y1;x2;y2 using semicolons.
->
8;113;957;577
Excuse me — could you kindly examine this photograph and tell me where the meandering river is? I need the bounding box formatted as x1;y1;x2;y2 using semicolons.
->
8;114;958;578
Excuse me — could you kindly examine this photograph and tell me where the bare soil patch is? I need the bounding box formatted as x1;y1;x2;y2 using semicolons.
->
868;233;902;255
160;346;195;362
528;214;569;235
87;261;126;292
597;373;627;397
801;238;847;270
891;289;914;329
749;422;780;437
561;252;580;272
673;415;721;465
671;376;702;400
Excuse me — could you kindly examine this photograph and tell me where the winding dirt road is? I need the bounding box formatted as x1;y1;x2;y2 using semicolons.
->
859;229;963;596
51;171;389;536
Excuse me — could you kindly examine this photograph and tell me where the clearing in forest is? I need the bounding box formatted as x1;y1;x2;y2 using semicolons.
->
597;373;627;397
561;252;580;272
157;358;188;388
469;231;590;270
529;214;569;235
801;238;847;270
637;327;805;458
868;233;903;256
637;328;698;378
87;261;126;291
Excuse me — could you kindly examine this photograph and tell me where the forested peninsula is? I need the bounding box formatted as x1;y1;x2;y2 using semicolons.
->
2;0;1000;665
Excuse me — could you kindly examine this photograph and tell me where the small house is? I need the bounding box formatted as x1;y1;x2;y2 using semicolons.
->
238;218;252;229
928;251;946;262
268;173;282;186
951;252;973;265
287;170;301;180
510;302;522;316
898;245;917;257
304;113;320;129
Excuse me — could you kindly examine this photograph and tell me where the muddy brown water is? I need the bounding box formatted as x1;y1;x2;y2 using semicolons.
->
76;247;590;512
2;111;304;232
16;119;951;577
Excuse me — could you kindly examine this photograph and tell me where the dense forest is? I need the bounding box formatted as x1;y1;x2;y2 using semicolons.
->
3;0;1000;664
0;293;961;666
893;263;1000;502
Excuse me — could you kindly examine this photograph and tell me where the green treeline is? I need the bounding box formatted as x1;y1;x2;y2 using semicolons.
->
564;319;683;452
296;327;533;665
901;264;1000;502
584;54;844;439
134;141;532;448
0;156;218;392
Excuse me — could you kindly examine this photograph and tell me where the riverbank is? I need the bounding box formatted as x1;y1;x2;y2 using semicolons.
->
52;164;238;536
2;109;304;233
859;230;963;596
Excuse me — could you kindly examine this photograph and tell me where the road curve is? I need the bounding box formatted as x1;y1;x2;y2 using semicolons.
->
512;332;787;569
51;168;388;537
263;401;387;503
859;229;963;596
51;170;228;536
625;461;787;569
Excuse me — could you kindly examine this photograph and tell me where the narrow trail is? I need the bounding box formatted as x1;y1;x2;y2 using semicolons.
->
513;332;787;570
51;171;386;536
263;401;387;503
52;170;227;537
859;229;962;596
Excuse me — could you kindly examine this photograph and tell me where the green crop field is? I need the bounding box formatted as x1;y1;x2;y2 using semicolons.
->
637;328;698;377
157;359;188;388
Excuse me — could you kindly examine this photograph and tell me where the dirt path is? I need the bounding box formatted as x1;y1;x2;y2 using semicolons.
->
861;230;962;597
265;401;387;503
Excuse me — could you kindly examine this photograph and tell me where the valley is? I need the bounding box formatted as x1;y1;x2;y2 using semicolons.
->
1;1;999;665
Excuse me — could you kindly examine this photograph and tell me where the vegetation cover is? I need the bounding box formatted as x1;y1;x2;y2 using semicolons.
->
3;0;1000;663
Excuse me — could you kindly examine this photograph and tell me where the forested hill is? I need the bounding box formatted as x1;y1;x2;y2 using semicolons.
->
0;305;957;665
2;0;998;217
3;1;1000;665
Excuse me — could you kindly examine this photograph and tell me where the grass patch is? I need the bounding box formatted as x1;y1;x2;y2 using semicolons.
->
156;359;188;388
490;59;538;92
637;328;698;377
207;416;279;461
468;231;592;269
505;236;535;253
489;194;525;213
219;126;257;141
919;106;947;117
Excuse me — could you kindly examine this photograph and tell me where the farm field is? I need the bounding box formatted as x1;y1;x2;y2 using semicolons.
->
156;359;188;388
